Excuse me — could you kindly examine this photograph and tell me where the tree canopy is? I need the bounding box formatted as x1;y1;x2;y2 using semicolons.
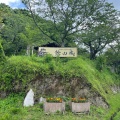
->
22;0;116;46
0;5;50;55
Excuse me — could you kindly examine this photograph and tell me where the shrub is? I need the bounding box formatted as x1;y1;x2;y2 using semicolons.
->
0;42;6;62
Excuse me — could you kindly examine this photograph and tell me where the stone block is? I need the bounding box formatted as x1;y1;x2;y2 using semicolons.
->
44;102;65;113
70;102;90;113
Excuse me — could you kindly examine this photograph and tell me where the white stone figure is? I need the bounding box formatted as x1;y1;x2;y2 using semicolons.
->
23;89;34;107
39;97;46;103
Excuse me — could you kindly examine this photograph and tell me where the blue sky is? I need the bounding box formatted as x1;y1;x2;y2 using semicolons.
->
0;0;120;10
107;0;120;10
0;0;25;9
9;1;25;9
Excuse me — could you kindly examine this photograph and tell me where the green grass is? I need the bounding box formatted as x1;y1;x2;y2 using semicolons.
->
113;111;120;120
0;94;107;120
0;55;120;119
0;94;119;120
105;93;120;120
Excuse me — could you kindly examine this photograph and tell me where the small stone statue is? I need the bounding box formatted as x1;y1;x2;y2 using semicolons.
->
39;97;46;103
23;89;34;107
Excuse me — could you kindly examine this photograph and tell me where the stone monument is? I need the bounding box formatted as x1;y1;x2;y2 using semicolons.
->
23;89;34;107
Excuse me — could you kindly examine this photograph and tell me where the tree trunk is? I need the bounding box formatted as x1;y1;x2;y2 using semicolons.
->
26;45;30;56
61;42;65;47
90;52;96;60
90;47;97;60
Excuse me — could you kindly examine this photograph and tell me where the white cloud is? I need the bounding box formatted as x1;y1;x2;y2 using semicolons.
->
0;0;25;9
0;0;20;5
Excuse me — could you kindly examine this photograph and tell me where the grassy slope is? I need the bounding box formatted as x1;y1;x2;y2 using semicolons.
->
0;55;120;120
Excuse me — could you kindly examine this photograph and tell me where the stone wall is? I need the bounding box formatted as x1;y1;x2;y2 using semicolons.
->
28;75;109;108
0;75;113;108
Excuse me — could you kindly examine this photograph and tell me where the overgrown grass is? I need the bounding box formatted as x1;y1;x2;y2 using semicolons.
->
0;94;107;120
113;111;120;120
0;55;120;119
0;94;119;120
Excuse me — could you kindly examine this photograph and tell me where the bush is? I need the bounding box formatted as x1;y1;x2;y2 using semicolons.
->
0;42;6;62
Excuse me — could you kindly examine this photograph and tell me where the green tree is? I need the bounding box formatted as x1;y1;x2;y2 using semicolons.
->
22;0;115;47
0;3;11;30
0;39;6;62
77;3;120;59
1;12;27;55
105;39;120;74
79;23;120;59
1;8;47;55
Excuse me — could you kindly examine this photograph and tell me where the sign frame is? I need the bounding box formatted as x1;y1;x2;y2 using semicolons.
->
38;47;77;57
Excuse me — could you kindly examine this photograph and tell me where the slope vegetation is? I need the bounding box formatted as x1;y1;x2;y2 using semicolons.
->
0;55;120;119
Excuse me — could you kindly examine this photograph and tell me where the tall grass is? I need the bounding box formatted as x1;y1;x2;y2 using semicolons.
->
0;93;107;120
0;55;120;119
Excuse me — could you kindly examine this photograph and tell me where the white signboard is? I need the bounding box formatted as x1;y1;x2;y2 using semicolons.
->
38;47;77;57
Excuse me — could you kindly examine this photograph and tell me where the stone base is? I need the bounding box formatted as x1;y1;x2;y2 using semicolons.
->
44;102;65;113
70;102;90;113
